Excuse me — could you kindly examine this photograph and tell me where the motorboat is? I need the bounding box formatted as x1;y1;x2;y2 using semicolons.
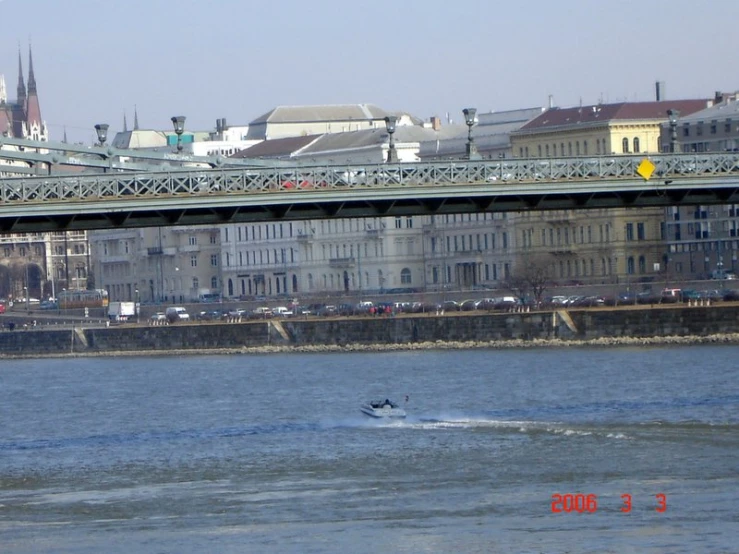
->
360;399;407;419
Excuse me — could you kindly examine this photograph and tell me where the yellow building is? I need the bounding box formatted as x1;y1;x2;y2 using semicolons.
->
509;100;710;286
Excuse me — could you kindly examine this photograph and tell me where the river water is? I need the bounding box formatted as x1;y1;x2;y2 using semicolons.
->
1;346;737;553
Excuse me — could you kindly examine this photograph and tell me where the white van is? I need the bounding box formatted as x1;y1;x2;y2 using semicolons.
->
165;306;190;323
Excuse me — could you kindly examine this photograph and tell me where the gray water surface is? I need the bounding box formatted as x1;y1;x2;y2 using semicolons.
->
1;346;737;553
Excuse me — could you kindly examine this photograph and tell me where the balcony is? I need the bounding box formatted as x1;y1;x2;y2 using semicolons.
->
297;229;314;241
146;246;177;256
329;257;356;269
365;228;384;238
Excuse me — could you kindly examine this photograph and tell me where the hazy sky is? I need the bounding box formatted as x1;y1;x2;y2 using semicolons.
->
2;0;738;144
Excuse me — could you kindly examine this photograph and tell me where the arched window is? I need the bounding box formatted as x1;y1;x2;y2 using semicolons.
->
633;137;640;153
622;138;629;153
400;268;412;285
211;276;218;289
638;256;646;274
627;257;635;274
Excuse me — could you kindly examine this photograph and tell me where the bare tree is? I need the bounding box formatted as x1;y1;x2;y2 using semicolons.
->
504;253;555;306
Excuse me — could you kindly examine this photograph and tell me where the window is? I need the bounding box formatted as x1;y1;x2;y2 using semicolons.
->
190;254;197;267
725;119;732;133
627;257;635;274
633;137;640;153
626;223;634;241
638;256;646;274
211;276;218;289
622;138;629;153
189;235;197;246
683;124;690;137
210;234;217;244
637;222;645;240
710;121;717;135
192;277;199;290
210;254;218;266
400;268;412;284
395;217;402;229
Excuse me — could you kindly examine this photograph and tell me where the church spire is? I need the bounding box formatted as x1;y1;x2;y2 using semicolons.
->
134;105;140;130
16;47;26;105
27;44;37;95
63;126;68;143
123;110;128;132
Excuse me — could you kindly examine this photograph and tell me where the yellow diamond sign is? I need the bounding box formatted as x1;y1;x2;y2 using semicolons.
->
637;158;656;180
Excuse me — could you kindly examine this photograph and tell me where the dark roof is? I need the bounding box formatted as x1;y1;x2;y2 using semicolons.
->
518;100;710;132
231;135;320;159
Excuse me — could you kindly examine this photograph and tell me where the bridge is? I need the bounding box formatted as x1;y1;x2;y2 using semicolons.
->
2;137;739;232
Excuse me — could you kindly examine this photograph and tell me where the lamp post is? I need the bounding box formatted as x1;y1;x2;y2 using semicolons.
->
94;123;109;147
384;116;398;163
171;116;186;153
667;109;680;153
463;108;480;160
94;124;110;173
135;288;140;323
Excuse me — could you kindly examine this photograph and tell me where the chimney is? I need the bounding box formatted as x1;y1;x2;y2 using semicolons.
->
430;116;441;131
655;81;665;101
548;95;554;109
221;117;227;130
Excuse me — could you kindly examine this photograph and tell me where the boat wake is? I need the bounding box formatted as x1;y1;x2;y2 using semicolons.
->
341;414;632;440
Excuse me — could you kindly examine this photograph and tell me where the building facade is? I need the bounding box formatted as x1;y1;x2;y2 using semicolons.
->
0;49;92;300
507;99;714;284
90;226;223;304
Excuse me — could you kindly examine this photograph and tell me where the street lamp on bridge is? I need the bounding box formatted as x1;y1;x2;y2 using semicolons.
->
463;108;480;160
171;116;186;153
94;123;109;147
384;115;398;163
667;109;680;153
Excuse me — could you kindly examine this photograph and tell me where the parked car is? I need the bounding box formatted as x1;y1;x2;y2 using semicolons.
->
249;306;273;319
150;312;167;322
165;306;190;323
272;306;293;317
660;288;682;303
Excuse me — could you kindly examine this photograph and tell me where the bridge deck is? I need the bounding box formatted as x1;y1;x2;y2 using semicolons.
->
1;153;739;232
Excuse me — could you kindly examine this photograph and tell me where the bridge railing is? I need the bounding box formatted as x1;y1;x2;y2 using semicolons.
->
2;153;739;204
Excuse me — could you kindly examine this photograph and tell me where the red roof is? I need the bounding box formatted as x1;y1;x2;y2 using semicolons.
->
518;100;710;132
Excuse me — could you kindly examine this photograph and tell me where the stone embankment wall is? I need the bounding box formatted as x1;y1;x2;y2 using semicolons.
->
2;305;739;357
